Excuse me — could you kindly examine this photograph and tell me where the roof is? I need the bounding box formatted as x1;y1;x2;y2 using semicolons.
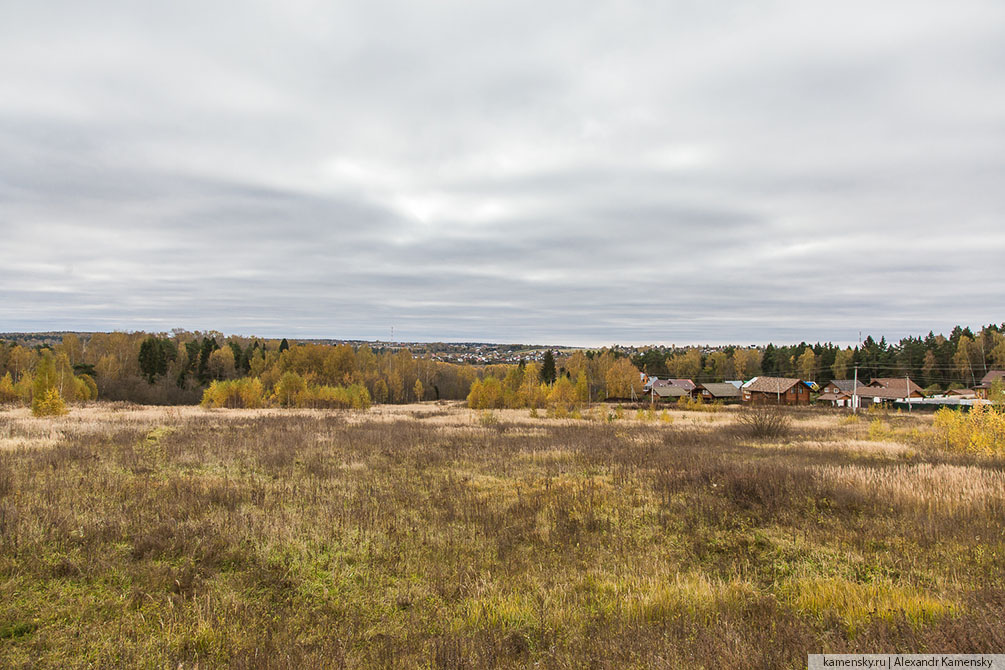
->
868;378;924;396
947;388;977;397
653;384;689;398
697;383;742;398
977;370;1005;388
744;377;802;394
668;378;696;391
853;385;924;400
824;380;857;393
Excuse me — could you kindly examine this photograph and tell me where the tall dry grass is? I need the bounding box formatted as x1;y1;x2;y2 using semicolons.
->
0;404;1002;668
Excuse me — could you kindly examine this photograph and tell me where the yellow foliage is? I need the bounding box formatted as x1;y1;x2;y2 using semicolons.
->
274;372;307;407
933;404;1005;455
867;418;891;441
635;408;657;422
32;388;67;417
202;378;266;409
467;377;504;409
14;375;33;403
547;376;577;416
74;374;98;402
0;372;17;403
675;395;720;412
297;383;371;410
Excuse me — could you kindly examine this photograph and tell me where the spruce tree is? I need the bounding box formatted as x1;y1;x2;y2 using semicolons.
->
540;350;557;385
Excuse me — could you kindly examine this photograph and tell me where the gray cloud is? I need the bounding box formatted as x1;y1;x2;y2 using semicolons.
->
2;0;1004;346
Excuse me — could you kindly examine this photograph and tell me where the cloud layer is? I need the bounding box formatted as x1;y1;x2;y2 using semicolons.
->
2;0;1004;345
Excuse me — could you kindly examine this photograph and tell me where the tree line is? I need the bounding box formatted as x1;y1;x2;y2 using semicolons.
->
630;323;1005;392
1;323;1003;411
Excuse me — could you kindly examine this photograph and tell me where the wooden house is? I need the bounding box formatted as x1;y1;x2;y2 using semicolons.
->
742;377;810;405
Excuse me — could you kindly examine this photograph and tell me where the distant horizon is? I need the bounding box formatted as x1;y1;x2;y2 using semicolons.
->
3;320;1002;351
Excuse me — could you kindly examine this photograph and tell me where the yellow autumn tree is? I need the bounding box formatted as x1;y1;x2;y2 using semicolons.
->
0;372;17;403
732;349;761;381
832;348;854;380
798;348;817;381
605;358;643;399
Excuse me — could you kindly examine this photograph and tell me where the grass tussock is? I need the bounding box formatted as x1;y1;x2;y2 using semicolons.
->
0;403;1002;668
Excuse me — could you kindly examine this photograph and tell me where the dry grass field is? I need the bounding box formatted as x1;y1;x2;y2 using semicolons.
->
1;403;1003;668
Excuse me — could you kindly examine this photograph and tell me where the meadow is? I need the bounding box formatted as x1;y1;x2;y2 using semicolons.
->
1;403;1003;668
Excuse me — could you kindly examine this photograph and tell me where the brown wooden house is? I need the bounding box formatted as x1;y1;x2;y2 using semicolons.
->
695;382;742;403
975;371;1005;399
818;380;857;406
742;377;811;405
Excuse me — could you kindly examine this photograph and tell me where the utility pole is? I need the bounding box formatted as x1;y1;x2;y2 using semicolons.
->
853;365;859;414
906;374;912;413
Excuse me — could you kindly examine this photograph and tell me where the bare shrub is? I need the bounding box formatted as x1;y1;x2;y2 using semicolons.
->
737;406;792;439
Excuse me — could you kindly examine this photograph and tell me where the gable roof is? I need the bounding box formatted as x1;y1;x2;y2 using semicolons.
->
868;378;924;396
824;380;857;393
744;377;802;394
653;384;689;398
977;370;1005;388
667;378;696;391
853;385;924;400
697;383;742;398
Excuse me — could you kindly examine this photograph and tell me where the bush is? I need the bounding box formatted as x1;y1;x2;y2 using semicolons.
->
32;388;68;417
736;406;791;439
932;404;1005;455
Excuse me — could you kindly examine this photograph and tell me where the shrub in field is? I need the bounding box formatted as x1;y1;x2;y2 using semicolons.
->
31;387;67;417
736;406;791;439
932;404;1005;455
675;395;722;412
867;418;891;441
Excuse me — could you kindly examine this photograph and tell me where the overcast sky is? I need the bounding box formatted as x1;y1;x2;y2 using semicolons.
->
2;1;1003;346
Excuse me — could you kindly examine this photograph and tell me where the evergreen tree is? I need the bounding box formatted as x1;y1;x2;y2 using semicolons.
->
228;341;249;374
540;350;557;385
197;337;219;385
138;337;166;384
761;344;777;376
279;338;290;353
